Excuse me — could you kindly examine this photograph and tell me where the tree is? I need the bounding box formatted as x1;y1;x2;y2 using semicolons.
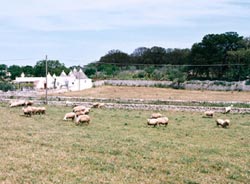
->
8;65;22;80
167;66;187;88
190;32;245;80
227;49;250;80
34;60;69;77
22;65;34;77
0;64;7;79
141;46;167;65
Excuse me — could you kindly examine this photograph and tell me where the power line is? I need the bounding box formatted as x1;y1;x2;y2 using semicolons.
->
0;58;39;62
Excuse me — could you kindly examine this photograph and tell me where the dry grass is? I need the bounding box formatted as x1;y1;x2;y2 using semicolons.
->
53;86;250;102
0;103;249;183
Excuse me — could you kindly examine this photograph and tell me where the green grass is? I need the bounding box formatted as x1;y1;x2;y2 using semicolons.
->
0;104;249;183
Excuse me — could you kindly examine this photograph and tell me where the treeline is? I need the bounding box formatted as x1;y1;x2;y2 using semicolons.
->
1;32;250;89
85;32;250;82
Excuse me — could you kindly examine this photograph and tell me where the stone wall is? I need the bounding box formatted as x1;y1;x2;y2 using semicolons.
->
93;79;250;91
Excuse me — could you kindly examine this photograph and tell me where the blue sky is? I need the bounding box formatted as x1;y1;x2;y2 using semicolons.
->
0;0;250;67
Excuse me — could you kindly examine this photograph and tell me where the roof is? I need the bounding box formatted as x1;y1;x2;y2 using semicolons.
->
72;69;89;79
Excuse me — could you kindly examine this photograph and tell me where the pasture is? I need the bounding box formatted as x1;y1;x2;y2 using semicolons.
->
0;104;249;183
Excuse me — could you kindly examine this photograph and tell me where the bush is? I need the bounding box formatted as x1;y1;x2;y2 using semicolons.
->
245;80;250;85
0;82;15;92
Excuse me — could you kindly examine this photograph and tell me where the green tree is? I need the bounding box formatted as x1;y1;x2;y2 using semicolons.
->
34;60;69;77
167;67;187;88
0;64;7;79
190;32;245;80
22;65;34;77
8;65;22;80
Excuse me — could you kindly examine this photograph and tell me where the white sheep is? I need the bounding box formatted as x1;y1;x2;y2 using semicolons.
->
75;108;91;117
147;118;158;127
225;105;233;113
10;100;26;107
25;100;33;106
36;107;46;114
204;110;214;117
22;106;33;116
92;102;105;108
216;118;230;128
150;113;162;119
147;116;169;127
157;117;169;126
73;105;87;112
75;115;90;125
63;112;76;121
30;106;46;114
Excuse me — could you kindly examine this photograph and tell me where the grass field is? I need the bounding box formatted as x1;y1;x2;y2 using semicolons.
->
0;104;249;183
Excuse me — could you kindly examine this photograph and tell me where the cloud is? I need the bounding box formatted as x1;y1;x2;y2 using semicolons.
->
1;0;249;31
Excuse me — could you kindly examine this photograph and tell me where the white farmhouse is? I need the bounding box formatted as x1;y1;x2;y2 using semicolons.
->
14;68;92;91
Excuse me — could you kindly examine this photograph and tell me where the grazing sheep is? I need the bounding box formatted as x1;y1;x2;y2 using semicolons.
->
73;105;87;112
37;107;46;114
157;117;169;126
92;102;104;108
216;118;230;128
63;112;76;121
10;100;26;107
150;113;162;119
147;118;158;127
31;106;46;114
75;115;90;125
25;100;33;106
22;106;33;116
75;108;91;117
223;119;230;128
204;110;214;118
225;105;233;113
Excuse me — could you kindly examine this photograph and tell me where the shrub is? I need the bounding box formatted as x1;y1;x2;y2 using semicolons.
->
245;80;250;85
0;82;15;92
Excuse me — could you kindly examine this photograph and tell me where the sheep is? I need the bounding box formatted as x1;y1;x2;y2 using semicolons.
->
31;107;46;114
75;108;91;117
157;117;169;126
25;100;33;106
204;110;214;118
147;118;158;127
150;113;162;119
92;102;104;108
216;119;224;126
147;116;169;127
37;107;46;114
75;115;90;125
222;119;230;128
10;100;26;107
63;112;76;121
22;106;33;116
73;105;87;112
224;105;233;113
216;118;230;128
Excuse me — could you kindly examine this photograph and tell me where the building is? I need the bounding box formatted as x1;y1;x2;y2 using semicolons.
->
14;68;93;91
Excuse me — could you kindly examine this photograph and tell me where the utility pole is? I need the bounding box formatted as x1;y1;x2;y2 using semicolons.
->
45;55;48;105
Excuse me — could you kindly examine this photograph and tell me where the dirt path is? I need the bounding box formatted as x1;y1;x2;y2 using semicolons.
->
50;86;250;102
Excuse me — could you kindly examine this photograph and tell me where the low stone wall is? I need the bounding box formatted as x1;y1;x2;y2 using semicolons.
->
45;100;250;113
93;79;250;91
2;95;250;113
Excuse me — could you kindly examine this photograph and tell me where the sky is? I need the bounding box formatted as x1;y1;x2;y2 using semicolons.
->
0;0;250;67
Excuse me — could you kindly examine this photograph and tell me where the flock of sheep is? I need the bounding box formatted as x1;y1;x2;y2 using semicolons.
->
147;105;234;128
203;105;233;128
9;99;233;128
63;102;105;125
9;100;46;117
